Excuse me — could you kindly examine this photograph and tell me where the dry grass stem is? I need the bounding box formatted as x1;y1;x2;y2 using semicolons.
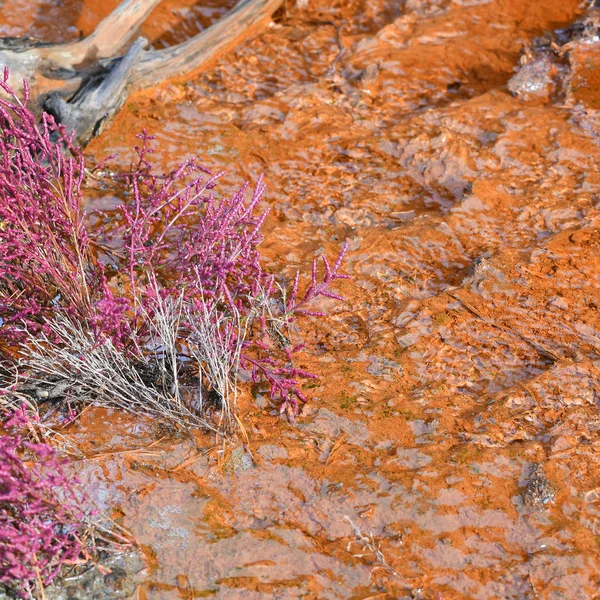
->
19;314;219;432
344;516;406;583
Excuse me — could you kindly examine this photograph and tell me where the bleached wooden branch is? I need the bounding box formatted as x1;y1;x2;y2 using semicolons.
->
0;0;285;145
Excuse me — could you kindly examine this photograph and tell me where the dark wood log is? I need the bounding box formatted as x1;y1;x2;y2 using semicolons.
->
0;0;285;146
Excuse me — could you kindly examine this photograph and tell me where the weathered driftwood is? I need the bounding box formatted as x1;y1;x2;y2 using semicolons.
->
44;38;148;146
0;0;285;145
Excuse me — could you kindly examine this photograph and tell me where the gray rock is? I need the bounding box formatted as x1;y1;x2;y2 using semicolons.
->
508;56;555;99
522;464;556;509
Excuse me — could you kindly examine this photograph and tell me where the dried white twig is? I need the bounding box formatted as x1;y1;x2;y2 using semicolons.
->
137;279;186;411
16;274;256;434
19;314;219;432
185;288;248;427
344;515;404;580
0;387;83;456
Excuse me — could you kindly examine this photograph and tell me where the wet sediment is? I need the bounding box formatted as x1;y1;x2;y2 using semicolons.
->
2;0;600;598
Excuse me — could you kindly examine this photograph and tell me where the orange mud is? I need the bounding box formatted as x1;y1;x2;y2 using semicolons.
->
3;0;600;598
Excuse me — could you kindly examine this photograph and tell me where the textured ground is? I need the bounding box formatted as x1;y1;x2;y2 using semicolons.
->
3;0;600;598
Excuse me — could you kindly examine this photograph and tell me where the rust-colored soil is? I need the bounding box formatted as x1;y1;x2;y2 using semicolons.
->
3;0;600;598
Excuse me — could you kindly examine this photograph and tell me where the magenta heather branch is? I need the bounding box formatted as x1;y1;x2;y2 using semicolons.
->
0;72;350;422
0;408;91;597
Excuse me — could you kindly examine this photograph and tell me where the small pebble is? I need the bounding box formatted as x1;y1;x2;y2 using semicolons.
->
522;464;556;508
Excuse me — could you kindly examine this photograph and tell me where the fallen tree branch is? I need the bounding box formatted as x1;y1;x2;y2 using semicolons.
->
0;0;161;93
44;38;148;146
44;0;162;66
131;0;285;91
0;0;285;145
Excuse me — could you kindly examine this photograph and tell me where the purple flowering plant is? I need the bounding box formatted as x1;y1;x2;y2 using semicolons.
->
0;68;349;423
0;407;90;597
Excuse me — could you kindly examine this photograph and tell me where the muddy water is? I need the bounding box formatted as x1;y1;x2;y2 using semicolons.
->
4;0;600;598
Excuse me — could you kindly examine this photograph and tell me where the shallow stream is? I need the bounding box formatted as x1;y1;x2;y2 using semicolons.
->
2;0;600;598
